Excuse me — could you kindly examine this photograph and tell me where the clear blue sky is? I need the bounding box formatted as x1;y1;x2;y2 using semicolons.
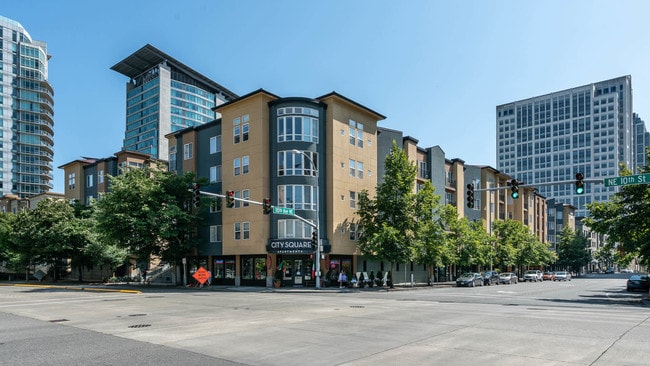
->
3;1;650;193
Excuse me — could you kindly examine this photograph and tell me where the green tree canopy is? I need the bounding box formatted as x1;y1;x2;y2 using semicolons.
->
585;149;650;266
93;166;202;264
556;226;590;273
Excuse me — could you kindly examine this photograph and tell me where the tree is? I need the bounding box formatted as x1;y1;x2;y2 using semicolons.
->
585;149;650;266
93;166;202;267
357;141;442;279
3;199;92;280
556;226;590;274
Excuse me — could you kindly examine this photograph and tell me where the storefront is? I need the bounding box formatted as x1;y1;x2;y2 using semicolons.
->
267;239;316;287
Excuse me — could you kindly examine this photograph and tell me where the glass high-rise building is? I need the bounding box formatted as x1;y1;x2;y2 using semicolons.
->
111;44;237;159
0;16;54;198
633;113;649;172
496;76;634;217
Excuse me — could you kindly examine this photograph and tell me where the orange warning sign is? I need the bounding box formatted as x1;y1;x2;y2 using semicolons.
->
192;267;210;285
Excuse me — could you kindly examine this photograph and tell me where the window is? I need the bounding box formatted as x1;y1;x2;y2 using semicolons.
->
233;115;249;144
183;142;193;160
87;175;94;188
98;170;104;184
278;219;315;238
210;165;222;183
210;225;222;242
234;156;249;176
242;156;249;174
68;173;76;190
277;185;318;211
277;150;318;176
234;191;242;208
210;135;221;154
234;158;240;176
349;159;364;178
350;191;357;208
210;198;221;213
349;223;361;241
169;147;176;172
277;107;319;143
234;222;250;240
242;189;250;207
349;120;364;147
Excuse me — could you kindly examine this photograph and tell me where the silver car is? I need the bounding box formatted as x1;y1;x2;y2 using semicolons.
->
554;271;572;281
499;272;518;284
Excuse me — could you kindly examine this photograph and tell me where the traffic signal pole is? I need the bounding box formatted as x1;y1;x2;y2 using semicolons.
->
471;179;603;192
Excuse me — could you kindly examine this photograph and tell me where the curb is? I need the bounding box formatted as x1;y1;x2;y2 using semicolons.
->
0;283;141;294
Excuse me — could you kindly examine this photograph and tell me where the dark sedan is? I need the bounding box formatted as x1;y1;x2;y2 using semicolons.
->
456;273;483;287
626;274;649;292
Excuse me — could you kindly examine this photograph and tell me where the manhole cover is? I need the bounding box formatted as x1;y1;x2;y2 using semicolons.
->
128;324;151;328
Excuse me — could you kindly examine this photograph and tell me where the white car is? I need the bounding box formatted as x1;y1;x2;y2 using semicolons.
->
523;270;543;282
554;271;572;281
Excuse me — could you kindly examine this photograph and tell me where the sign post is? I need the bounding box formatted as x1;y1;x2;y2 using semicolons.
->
604;173;650;187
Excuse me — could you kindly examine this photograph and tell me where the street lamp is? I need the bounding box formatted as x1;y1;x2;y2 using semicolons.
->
292;149;321;289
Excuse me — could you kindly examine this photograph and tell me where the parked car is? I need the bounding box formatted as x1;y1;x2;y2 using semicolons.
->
523;270;543;282
542;271;556;281
483;271;500;286
626;274;649;292
456;273;483;287
499;272;518;284
554;271;572;281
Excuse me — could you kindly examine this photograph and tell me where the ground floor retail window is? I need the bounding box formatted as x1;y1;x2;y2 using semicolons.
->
214;257;236;280
242;256;267;280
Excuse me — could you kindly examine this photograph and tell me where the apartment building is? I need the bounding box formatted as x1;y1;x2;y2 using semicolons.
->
58;150;163;204
166;89;384;287
0;16;54;198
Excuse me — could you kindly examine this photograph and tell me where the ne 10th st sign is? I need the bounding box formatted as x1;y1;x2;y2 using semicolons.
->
272;206;295;215
604;173;650;187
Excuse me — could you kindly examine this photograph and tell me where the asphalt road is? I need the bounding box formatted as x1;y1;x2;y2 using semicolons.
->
0;274;648;366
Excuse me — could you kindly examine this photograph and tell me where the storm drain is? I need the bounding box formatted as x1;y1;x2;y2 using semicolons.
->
128;314;147;317
350;305;365;309
128;324;151;328
49;319;69;323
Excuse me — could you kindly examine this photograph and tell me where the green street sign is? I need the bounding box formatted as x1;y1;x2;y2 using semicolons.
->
604;173;650;187
272;207;295;215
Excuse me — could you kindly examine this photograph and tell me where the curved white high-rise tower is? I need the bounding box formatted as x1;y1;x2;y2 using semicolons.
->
0;16;54;198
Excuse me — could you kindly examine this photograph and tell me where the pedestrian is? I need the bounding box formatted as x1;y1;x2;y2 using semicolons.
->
207;270;212;287
338;270;344;288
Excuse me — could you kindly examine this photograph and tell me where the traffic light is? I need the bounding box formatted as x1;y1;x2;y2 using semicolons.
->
466;183;475;208
192;183;201;207
226;190;235;208
311;230;318;251
575;172;585;194
510;179;519;199
263;198;272;214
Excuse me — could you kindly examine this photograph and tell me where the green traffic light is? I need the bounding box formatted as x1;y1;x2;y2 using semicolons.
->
511;191;519;199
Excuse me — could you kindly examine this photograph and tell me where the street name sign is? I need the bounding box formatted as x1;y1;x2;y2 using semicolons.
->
604;173;650;187
272;207;295;215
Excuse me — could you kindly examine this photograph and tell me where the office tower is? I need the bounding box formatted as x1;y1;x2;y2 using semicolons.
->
633;113;649;172
496;76;634;217
0;16;54;198
111;44;238;160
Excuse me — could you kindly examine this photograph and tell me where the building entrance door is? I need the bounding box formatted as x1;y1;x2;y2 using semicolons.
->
292;259;304;286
